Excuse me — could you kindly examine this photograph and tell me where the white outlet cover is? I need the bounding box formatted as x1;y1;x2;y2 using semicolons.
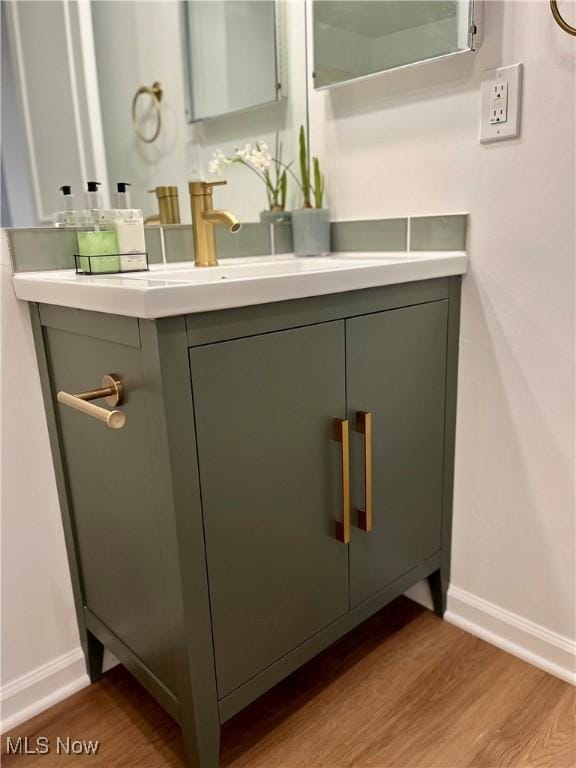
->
480;63;523;143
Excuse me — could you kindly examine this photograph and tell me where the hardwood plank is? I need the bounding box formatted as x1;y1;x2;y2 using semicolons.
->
467;673;576;768
406;651;545;768
2;598;573;768
1;668;185;768
347;635;546;767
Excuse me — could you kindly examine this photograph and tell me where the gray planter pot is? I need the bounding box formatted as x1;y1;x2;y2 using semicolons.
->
259;209;292;225
291;208;330;256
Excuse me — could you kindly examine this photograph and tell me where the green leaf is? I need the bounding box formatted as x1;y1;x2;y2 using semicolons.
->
280;171;287;210
299;125;311;207
313;156;324;209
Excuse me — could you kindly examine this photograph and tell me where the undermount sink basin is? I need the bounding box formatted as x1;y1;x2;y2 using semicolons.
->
13;252;467;319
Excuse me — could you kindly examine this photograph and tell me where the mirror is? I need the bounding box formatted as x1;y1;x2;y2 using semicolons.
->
1;0;308;227
313;0;477;89
182;1;280;122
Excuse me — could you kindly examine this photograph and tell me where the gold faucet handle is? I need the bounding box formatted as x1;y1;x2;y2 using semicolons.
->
189;180;227;196
149;185;179;198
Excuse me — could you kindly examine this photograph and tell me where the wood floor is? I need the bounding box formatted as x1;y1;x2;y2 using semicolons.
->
2;598;574;767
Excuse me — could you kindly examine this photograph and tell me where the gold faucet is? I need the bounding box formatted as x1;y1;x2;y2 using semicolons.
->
145;186;181;225
189;181;241;267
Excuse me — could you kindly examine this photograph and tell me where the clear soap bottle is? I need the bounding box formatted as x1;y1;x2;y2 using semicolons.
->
113;182;147;272
53;185;79;227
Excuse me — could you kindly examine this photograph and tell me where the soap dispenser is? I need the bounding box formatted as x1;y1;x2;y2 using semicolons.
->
77;181;120;273
84;180;103;211
60;184;75;211
115;182;132;210
113;182;147;271
53;185;78;227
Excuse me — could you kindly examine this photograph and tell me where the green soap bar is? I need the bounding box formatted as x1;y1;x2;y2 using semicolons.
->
77;230;120;273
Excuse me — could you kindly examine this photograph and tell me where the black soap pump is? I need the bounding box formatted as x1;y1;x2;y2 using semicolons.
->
60;185;75;211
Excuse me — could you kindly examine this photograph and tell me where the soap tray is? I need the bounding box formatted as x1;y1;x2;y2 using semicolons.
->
74;252;149;275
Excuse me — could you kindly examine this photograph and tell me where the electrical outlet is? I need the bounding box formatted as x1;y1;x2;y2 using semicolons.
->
489;82;508;124
480;64;522;143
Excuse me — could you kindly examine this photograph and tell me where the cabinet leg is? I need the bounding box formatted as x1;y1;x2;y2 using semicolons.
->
428;568;448;618
84;630;104;683
181;715;220;768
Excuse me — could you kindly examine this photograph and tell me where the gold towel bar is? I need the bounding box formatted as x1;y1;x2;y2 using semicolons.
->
57;374;126;430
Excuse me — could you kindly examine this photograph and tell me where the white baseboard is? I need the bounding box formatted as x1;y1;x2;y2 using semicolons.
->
1;647;118;734
1;648;90;734
445;586;576;686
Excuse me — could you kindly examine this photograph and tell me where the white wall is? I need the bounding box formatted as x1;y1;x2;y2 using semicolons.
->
309;0;575;676
1;234;89;730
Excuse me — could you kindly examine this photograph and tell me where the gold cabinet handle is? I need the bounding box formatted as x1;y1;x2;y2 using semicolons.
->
355;411;373;532
333;418;351;543
57;374;126;430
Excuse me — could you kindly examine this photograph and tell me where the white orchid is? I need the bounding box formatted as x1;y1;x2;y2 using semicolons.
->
234;142;271;173
208;136;302;212
208;149;232;176
235;143;252;161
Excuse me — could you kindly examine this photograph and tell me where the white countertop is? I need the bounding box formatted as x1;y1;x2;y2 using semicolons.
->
12;252;467;319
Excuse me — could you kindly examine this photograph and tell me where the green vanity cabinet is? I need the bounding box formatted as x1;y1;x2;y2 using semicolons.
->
30;276;461;768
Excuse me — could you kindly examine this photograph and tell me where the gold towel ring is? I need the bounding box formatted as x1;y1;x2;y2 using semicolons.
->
550;0;576;36
132;81;163;143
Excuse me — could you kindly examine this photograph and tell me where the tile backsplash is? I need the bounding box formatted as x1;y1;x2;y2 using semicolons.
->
6;227;164;272
6;215;467;273
7;229;78;272
410;215;467;252
162;223;278;263
331;219;407;252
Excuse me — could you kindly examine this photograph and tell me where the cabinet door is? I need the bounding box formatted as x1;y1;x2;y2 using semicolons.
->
190;322;349;698
347;301;448;607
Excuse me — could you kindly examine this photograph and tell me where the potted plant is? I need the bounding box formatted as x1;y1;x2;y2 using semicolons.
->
291;126;329;256
209;136;295;224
